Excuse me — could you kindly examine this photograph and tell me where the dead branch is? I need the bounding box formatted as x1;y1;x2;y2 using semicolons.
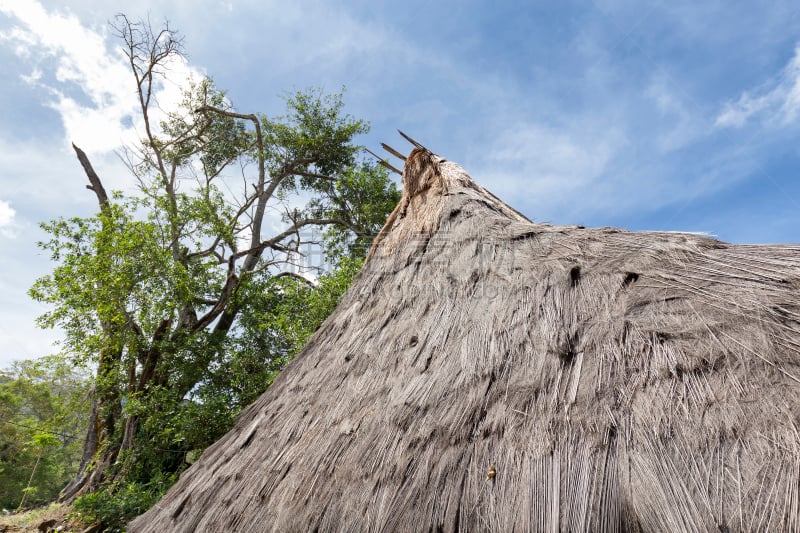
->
72;143;110;216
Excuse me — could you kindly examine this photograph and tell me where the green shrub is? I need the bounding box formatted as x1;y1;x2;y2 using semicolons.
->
72;473;176;532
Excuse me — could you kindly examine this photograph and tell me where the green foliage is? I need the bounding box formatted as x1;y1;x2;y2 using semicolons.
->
28;17;399;526
72;472;176;532
206;255;365;409
0;357;90;510
265;89;366;178
31;204;176;364
311;162;401;259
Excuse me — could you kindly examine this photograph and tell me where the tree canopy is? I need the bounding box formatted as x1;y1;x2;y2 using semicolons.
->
27;15;399;526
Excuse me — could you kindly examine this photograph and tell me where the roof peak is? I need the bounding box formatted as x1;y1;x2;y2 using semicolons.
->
366;145;529;261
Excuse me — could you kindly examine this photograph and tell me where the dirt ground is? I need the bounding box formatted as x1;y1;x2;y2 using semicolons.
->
0;503;91;533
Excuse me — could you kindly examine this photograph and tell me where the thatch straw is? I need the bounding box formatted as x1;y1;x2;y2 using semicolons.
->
130;147;800;532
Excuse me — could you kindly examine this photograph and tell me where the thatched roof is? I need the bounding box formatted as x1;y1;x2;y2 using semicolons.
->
130;147;800;532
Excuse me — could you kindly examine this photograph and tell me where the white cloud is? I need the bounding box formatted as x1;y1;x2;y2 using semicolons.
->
715;44;800;129
0;199;15;238
715;90;781;129
0;0;202;155
0;199;14;226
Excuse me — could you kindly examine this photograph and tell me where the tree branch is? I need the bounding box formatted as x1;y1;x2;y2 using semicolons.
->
116;14;184;263
72;144;111;217
292;170;337;181
195;105;268;269
231;218;345;262
270;271;316;287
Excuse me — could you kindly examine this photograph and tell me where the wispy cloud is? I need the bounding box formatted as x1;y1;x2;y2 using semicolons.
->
715;44;800;129
645;72;710;153
0;1;201;155
475;120;627;218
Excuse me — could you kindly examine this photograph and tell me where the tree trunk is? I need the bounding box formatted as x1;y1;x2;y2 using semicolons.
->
59;404;123;502
59;145;127;502
59;389;100;502
59;345;123;502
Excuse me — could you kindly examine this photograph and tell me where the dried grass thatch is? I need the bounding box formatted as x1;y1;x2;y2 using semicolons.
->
130;147;800;532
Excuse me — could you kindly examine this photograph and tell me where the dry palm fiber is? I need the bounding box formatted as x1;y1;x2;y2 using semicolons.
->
130;147;800;532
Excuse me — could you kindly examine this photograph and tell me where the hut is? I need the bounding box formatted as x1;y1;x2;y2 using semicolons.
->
130;144;800;532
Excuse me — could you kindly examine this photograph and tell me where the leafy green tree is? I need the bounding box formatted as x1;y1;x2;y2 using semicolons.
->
207;255;365;410
28;13;399;513
0;357;90;510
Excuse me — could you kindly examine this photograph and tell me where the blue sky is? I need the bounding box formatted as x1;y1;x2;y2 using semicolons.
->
1;0;799;366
